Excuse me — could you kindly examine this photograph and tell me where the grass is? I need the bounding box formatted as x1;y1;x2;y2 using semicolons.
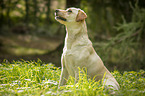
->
0;59;145;96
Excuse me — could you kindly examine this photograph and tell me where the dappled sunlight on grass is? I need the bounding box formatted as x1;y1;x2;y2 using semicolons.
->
0;34;62;56
7;46;48;56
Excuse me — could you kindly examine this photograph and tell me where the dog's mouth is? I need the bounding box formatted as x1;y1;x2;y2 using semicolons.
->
55;16;67;21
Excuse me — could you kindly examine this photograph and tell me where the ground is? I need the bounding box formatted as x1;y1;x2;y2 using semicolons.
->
0;34;63;66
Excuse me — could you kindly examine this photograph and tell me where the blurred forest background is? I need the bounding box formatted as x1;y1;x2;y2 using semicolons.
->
0;0;145;71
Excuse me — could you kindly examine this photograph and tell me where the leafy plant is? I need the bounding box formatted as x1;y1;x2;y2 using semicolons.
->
95;2;145;71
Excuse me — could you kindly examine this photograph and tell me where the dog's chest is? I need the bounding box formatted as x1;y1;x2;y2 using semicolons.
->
62;46;91;66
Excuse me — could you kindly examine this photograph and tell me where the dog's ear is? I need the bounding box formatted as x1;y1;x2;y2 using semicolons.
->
76;10;87;22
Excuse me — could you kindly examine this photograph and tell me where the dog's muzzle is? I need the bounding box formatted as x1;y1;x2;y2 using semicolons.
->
55;9;67;21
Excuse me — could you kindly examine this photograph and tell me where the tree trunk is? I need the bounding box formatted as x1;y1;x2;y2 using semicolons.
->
7;0;11;27
0;0;4;27
66;0;81;8
25;0;29;24
46;0;52;24
33;0;38;25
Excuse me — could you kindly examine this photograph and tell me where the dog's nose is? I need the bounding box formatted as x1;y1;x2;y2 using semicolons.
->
55;9;59;13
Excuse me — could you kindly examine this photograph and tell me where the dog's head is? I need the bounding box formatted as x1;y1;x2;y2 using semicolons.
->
55;8;87;25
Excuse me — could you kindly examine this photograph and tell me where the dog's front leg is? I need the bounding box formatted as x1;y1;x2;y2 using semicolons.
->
74;68;79;84
59;56;69;86
59;67;69;86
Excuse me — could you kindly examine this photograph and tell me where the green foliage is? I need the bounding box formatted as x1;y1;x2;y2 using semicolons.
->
95;2;145;71
0;60;145;96
110;2;145;45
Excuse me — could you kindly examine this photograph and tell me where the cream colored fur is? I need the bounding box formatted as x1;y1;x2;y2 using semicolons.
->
55;8;120;90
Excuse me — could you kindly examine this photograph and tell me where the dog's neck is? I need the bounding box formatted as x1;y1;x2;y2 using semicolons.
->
64;20;91;49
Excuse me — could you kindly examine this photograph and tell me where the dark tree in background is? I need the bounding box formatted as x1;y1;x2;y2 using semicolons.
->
0;0;4;27
25;0;29;24
46;0;52;24
66;0;81;8
7;0;11;27
33;0;38;25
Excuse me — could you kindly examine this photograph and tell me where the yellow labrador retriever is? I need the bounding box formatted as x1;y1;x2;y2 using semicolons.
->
55;8;120;90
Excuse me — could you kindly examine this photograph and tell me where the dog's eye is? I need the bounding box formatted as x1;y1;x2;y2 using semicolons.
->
68;10;72;13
